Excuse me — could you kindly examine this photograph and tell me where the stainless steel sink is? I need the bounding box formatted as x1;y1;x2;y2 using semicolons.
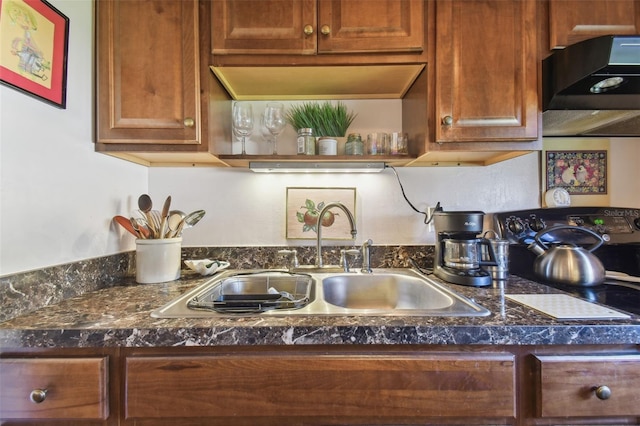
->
322;274;455;310
151;268;490;318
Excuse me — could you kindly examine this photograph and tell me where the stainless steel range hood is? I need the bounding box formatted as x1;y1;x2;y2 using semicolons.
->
542;35;640;137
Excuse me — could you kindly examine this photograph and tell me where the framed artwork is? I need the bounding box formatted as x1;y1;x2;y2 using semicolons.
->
0;0;69;108
546;150;607;195
286;187;356;240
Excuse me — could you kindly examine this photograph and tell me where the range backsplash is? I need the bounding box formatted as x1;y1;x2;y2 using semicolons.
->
0;245;434;322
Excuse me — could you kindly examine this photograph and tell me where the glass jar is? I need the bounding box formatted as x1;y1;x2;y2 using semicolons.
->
318;137;337;155
345;133;364;155
367;132;388;155
297;128;315;155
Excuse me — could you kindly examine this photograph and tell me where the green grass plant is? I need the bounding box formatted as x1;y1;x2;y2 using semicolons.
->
285;101;357;137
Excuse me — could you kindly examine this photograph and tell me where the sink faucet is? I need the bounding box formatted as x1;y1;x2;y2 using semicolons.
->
316;202;357;267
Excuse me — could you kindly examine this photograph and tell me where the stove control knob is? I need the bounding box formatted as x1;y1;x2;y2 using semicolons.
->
507;219;524;234
529;217;546;232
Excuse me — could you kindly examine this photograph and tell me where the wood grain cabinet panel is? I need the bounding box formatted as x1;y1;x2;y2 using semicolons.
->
434;0;538;143
211;0;317;54
211;0;424;55
317;0;424;53
125;352;516;422
0;357;109;420
549;0;640;49
97;0;200;145
534;354;640;418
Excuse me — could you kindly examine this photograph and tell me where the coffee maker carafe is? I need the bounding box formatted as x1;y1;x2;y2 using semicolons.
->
433;211;496;287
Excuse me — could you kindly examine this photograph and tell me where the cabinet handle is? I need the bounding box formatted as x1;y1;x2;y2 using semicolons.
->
593;385;612;400
303;24;314;35
320;25;331;35
442;115;453;126
183;117;195;128
29;389;48;404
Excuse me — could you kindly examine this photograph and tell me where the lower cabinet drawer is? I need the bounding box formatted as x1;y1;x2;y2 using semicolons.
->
0;357;109;420
534;354;640;417
125;352;515;420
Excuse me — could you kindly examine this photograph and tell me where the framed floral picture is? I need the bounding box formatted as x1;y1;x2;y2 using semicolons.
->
546;150;607;195
0;0;69;108
286;187;356;240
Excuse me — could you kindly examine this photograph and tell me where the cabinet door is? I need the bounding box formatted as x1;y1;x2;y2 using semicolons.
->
317;0;424;53
97;0;200;145
549;0;640;49
211;0;317;54
125;352;515;422
0;357;109;420
534;354;640;417
435;0;538;142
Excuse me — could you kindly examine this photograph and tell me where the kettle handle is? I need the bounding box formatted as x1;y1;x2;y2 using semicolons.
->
534;225;604;252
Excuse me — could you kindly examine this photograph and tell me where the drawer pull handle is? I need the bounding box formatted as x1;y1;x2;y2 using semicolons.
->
593;385;612;400
320;25;331;35
442;115;453;126
183;117;195;128
29;389;48;403
303;24;314;36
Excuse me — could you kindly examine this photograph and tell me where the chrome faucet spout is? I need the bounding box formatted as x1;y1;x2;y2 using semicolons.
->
316;202;357;267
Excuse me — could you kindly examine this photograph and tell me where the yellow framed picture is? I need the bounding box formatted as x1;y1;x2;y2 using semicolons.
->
0;0;69;108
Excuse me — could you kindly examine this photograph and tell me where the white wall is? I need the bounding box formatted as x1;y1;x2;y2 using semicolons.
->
1;1;637;277
609;139;640;208
149;153;540;248
0;0;147;276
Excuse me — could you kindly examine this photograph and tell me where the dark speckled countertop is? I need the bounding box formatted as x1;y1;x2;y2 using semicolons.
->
1;270;638;348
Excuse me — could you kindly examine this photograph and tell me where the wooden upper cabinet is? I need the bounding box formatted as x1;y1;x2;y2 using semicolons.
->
435;0;538;143
317;0;424;53
211;0;424;55
97;0;201;145
211;0;317;55
549;0;640;49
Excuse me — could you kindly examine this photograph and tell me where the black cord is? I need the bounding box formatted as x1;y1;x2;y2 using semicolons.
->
385;165;440;224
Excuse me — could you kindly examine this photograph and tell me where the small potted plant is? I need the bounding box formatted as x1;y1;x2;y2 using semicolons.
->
285;101;357;137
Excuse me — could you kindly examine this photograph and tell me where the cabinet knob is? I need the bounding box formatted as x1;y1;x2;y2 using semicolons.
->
183;117;195;128
320;25;331;35
29;389;48;404
442;115;453;126
593;385;612;400
303;24;314;35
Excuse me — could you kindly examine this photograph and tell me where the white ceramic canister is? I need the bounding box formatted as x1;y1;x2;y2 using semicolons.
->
135;237;182;284
318;137;337;155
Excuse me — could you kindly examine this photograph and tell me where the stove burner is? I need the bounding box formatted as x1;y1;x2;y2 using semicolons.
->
493;207;640;317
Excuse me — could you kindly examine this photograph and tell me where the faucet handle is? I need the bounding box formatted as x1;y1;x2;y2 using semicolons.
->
340;249;360;272
278;249;299;270
361;239;374;273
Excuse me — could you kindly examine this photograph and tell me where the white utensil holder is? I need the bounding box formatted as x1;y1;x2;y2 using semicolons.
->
135;237;182;284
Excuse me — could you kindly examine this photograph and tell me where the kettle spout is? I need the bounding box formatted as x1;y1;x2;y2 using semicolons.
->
527;241;546;256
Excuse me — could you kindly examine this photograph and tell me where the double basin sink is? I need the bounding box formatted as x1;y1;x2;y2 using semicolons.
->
151;268;490;318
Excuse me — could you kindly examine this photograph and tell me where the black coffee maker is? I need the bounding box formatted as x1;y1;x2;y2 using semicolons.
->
433;211;496;287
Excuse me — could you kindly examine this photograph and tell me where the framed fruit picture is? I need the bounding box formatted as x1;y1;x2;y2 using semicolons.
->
286;187;356;240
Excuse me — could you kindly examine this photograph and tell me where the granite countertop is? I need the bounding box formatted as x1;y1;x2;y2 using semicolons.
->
1;270;638;348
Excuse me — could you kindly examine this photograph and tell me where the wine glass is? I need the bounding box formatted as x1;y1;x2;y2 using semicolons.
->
263;102;286;155
232;102;254;155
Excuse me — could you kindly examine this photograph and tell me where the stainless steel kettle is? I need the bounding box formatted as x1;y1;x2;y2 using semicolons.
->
527;225;605;287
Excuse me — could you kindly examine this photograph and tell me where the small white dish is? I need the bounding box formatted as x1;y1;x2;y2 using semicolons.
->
184;259;230;276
